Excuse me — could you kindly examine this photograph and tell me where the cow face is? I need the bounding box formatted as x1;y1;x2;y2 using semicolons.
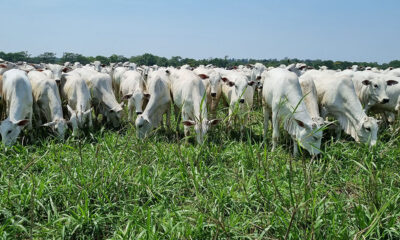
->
294;119;322;156
108;106;122;128
183;119;219;144
0;119;30;146
42;119;68;139
357;116;378;146
135;115;152;139
362;78;391;104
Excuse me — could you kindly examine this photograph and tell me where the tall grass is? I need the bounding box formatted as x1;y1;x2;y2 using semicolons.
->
0;104;399;239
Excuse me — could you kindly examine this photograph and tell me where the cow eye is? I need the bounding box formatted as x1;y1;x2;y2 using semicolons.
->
7;130;12;135
365;127;371;132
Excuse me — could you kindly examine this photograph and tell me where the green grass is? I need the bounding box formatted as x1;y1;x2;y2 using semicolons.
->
1;104;400;239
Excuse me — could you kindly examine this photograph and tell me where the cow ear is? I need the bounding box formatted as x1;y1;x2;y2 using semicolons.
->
362;80;371;86
0;64;7;68
208;119;220;126
227;81;235;87
16;119;30;127
182;120;196;126
165;70;170;75
295;119;306;128
62;67;71;73
101;64;106;67
198;74;209;79
387;80;398;86
248;81;255;86
122;93;133;100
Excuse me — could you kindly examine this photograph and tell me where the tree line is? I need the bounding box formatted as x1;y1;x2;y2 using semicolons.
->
1;51;399;70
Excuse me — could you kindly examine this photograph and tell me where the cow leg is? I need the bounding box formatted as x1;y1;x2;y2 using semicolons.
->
174;105;181;132
292;137;299;156
166;106;171;130
271;110;279;151
127;98;133;122
210;97;219;119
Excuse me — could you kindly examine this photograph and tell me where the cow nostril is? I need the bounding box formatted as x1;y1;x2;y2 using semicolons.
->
382;99;389;104
239;99;245;104
211;93;217;97
136;112;142;115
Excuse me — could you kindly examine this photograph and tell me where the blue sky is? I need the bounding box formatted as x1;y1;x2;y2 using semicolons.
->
1;0;399;63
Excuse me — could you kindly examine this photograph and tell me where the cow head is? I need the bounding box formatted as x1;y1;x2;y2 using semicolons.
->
42;119;68;140
361;77;394;104
135;115;152;139
122;91;146;115
107;103;123;128
294;119;322;156
182;119;220;144
67;105;92;136
0;119;30;146
357;116;378;146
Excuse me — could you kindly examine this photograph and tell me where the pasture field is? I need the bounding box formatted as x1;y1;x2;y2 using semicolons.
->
1;103;400;239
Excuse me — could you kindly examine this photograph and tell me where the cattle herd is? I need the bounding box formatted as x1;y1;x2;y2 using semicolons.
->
0;58;399;156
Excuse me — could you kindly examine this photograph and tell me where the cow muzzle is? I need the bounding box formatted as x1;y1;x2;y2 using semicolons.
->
136;112;143;115
211;93;217;98
239;99;245;104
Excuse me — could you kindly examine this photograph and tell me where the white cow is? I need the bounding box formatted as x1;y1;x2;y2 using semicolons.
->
73;68;123;127
28;71;67;139
193;67;222;118
220;70;255;130
0;69;32;146
135;69;171;139
119;70;148;121
60;72;93;136
302;70;378;146
168;69;219;144
262;68;322;155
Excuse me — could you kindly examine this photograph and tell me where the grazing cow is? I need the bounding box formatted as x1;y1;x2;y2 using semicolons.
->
60;72;93;136
220;70;255;130
302;71;378;146
119;70;148;121
28;71;67;139
74;68;123;127
262;68;322;155
135;69;171;138
350;71;398;111
168;69;219;144
0;69;32;146
193;67;222;118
